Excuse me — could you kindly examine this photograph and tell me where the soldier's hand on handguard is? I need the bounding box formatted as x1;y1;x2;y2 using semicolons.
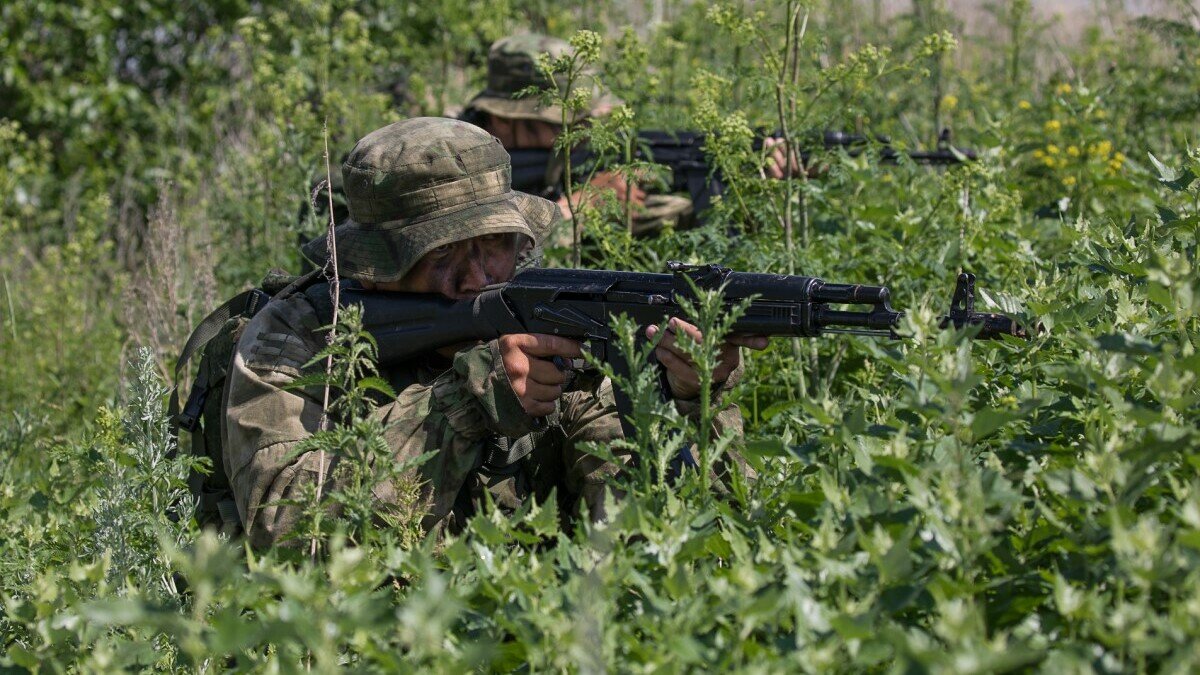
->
644;318;769;401
763;137;804;179
557;170;648;219
589;170;647;205
499;334;583;417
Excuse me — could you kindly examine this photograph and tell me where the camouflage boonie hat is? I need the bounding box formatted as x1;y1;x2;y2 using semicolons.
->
631;194;694;235
465;33;617;125
302;117;560;282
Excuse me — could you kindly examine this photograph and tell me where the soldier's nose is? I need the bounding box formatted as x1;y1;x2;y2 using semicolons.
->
457;253;491;296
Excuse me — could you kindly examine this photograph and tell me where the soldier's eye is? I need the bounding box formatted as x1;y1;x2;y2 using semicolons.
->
431;244;452;255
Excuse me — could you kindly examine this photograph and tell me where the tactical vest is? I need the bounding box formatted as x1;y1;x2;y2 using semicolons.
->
170;270;321;534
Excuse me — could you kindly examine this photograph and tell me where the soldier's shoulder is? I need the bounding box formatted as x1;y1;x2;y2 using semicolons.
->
236;291;326;377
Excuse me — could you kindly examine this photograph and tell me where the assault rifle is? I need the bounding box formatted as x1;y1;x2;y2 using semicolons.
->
631;128;976;215
509;129;977;216
306;262;1027;439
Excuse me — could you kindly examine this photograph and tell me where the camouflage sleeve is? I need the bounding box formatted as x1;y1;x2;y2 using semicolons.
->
672;359;757;484
223;293;532;547
556;359;751;521
377;340;536;536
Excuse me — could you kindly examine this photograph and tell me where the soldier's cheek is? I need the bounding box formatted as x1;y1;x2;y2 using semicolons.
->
487;257;517;284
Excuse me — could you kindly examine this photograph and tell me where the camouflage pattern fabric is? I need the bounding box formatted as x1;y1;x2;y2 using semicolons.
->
630;194;695;234
301;117;559;283
464;33;617;124
544;194;696;249
222;288;749;547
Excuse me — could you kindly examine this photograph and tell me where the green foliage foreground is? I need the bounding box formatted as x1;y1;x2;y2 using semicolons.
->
3;165;1199;671
3;1;1200;672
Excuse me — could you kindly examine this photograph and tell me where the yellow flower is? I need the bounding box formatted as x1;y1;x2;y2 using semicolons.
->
1044;120;1062;133
1033;149;1046;159
1018;100;1032;110
1043;156;1057;168
1046;144;1060;155
1092;140;1113;157
1062;175;1077;187
1114;151;1126;163
1094;109;1107;120
941;94;958;110
1067;145;1080;157
1056;82;1073;95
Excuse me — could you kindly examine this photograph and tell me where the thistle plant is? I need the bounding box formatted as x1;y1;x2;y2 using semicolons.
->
663;282;753;495
285;305;428;554
579;313;684;490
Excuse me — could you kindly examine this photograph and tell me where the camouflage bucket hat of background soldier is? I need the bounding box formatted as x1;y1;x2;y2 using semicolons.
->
464;33;618;124
302;117;560;281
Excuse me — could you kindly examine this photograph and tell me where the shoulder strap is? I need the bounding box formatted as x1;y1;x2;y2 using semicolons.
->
169;268;325;430
169;289;267;431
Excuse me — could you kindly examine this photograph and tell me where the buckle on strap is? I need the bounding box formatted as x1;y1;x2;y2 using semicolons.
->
216;498;241;526
177;370;210;432
198;491;242;527
244;288;272;318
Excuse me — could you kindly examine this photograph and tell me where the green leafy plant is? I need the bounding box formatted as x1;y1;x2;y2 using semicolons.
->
284;304;429;555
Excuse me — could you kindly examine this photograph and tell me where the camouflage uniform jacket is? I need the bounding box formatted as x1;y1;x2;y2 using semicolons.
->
222;285;745;548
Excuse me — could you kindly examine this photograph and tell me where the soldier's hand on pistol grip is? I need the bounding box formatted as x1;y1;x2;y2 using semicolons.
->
762;137;803;179
498;333;584;417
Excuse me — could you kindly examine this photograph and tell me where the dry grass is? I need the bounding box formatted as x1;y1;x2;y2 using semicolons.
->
122;183;218;381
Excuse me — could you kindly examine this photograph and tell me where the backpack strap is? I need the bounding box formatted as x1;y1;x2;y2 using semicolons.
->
169;269;325;532
169;269;323;432
484;435;535;471
169;289;272;432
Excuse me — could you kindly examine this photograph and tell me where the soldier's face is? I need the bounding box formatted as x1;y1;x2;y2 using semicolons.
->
370;233;526;300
